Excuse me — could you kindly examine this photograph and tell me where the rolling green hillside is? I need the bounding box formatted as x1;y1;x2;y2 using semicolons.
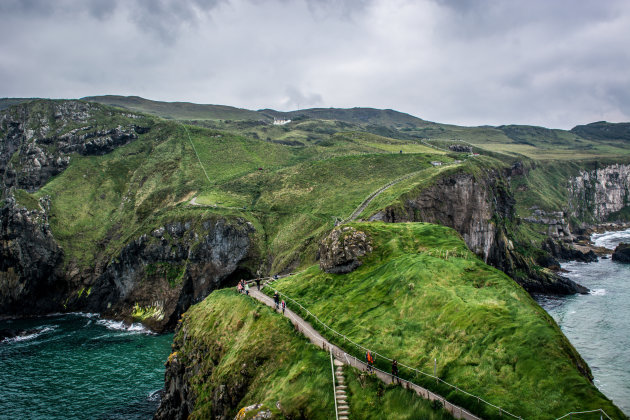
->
267;222;625;419
83;95;263;121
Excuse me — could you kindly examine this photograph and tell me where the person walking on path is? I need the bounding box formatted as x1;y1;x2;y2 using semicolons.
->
237;282;243;294
255;278;261;290
392;359;399;384
244;283;250;296
273;291;280;310
281;300;286;314
366;350;374;373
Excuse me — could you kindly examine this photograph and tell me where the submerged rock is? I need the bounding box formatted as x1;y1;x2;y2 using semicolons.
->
612;243;630;263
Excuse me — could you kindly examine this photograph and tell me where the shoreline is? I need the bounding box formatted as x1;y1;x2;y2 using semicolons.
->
573;223;630;256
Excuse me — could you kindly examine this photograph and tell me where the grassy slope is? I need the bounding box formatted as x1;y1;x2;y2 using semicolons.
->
83;95;262;121
177;289;333;419
268;222;625;420
176;289;454;419
344;366;453;420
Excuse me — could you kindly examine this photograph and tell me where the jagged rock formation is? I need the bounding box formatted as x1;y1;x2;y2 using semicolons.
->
448;144;473;153
319;226;372;274
524;208;573;242
369;170;588;294
81;218;255;331
0;100;258;331
612;243;630;263
0;100;149;194
569;164;630;222
0;196;64;315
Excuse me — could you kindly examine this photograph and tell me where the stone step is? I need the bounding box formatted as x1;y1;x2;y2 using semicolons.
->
337;400;347;405
334;360;344;366
337;385;347;389
339;411;350;416
338;405;349;410
336;390;346;395
339;416;349;420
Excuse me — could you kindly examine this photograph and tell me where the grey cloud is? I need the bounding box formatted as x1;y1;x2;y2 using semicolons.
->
283;86;323;110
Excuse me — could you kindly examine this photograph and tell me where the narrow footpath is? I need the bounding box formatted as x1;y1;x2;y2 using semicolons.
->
247;286;480;420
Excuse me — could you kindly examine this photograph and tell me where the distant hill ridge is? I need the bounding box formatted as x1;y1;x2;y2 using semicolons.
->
3;96;630;141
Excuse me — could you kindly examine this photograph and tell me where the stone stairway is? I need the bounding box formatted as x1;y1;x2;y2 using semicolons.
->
334;359;350;419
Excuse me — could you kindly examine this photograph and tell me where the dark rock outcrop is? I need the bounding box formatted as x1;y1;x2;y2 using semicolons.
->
448;144;473;153
319;226;372;274
83;218;256;332
0;196;64;315
0;100;149;194
542;238;598;264
612;243;630;263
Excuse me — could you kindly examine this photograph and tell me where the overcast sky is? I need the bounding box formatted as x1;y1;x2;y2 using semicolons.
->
1;0;629;129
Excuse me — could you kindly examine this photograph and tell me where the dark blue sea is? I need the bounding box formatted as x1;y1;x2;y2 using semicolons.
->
536;229;630;416
0;313;172;419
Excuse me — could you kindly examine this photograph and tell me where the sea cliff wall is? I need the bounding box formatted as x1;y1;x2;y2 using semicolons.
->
568;164;630;223
369;166;587;294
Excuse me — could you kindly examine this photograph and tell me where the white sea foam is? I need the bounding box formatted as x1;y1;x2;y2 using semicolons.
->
1;326;57;344
592;228;630;249
96;319;152;334
589;288;606;296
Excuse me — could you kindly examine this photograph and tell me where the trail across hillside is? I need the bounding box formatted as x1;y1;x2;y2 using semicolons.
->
343;170;424;223
246;285;480;420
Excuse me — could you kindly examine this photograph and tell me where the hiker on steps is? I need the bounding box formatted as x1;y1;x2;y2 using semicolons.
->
366;350;374;373
237;281;243;294
256;278;261;290
392;359;399;384
244;283;250;296
273;291;280;310
281;300;286;314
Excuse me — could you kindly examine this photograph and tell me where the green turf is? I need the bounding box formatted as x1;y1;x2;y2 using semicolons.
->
267;222;625;420
344;366;454;420
175;289;334;419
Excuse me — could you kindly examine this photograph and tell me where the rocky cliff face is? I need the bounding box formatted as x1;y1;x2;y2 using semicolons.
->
0;196;64;315
74;218;256;332
319;226;372;274
0;100;149;194
568;164;630;222
0;100;258;331
369;169;587;294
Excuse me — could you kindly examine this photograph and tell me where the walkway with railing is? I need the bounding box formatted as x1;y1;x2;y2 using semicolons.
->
244;276;617;420
247;282;481;419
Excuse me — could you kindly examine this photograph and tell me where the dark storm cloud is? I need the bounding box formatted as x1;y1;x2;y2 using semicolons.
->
1;0;629;128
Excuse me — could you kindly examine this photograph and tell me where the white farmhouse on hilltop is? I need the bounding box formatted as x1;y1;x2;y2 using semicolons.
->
273;118;291;125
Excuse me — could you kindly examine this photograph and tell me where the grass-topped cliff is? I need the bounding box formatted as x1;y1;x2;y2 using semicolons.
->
158;289;455;419
2;97;630;418
267;222;625;419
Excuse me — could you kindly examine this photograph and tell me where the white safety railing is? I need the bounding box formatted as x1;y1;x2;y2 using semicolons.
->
556;409;612;420
248;274;614;420
330;348;339;420
261;283;521;419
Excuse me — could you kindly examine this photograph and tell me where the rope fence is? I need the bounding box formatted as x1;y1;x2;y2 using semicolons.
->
253;277;521;419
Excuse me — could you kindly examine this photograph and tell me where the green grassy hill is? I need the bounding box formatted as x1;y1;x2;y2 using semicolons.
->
267;222;625;419
3;98;629;418
164;289;454;419
83;95;263;121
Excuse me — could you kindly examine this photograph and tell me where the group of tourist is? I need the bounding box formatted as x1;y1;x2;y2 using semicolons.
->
365;350;399;384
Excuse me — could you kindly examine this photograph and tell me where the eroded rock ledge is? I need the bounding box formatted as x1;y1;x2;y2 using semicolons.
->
319;226;372;274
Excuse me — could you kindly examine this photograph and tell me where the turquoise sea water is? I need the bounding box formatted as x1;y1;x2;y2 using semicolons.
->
536;229;630;416
0;314;172;419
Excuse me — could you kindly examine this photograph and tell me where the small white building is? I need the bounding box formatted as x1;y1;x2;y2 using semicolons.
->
273;118;291;125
